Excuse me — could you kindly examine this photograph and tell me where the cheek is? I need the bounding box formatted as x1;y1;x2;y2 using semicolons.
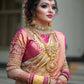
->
36;8;47;17
53;11;56;16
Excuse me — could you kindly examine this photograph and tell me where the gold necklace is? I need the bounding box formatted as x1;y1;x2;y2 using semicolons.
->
31;29;60;73
28;25;51;35
29;24;48;30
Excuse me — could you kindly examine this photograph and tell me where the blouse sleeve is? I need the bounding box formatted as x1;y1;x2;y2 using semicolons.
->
61;35;70;80
6;29;31;82
53;30;70;80
61;36;69;71
6;29;27;71
6;29;50;84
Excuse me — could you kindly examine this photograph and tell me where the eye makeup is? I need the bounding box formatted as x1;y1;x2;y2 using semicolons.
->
40;2;56;10
52;5;56;10
40;3;48;8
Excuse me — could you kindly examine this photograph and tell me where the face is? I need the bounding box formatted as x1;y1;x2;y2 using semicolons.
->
35;0;56;23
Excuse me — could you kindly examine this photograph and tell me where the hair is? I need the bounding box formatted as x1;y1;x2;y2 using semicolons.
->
24;0;58;23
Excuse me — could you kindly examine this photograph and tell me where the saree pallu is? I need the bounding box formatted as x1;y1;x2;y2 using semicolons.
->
6;28;69;84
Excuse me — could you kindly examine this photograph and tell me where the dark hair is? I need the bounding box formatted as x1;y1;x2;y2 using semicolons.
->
24;0;58;23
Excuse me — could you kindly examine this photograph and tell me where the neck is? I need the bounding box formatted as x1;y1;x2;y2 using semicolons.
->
34;19;49;28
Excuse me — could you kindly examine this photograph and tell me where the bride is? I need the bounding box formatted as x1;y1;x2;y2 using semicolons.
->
6;0;70;84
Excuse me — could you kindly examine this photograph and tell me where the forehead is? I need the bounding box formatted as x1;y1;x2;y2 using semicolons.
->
39;0;55;4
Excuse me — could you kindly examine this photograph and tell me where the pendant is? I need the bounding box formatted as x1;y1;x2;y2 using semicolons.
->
46;61;57;73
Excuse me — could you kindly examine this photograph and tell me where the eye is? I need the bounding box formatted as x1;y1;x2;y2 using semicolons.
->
52;6;56;10
41;4;47;8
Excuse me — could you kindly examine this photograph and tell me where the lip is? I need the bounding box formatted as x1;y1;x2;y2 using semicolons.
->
46;14;53;18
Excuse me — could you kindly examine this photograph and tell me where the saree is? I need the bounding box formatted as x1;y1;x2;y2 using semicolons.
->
6;28;69;84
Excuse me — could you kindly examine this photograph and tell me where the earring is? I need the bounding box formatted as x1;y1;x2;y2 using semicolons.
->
30;20;36;26
30;13;37;26
48;22;53;27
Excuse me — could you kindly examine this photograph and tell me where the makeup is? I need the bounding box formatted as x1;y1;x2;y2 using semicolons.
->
47;14;53;18
35;0;56;25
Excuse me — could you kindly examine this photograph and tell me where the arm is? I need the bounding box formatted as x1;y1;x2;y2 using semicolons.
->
6;29;29;82
61;36;70;75
56;35;70;84
56;58;70;84
6;29;53;84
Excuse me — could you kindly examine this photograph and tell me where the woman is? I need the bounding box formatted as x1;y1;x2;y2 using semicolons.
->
6;0;70;84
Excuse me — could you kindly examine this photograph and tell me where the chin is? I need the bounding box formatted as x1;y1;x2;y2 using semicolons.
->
47;20;52;23
41;18;53;23
47;19;53;22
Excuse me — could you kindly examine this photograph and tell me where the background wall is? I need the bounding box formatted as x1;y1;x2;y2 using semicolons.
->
0;0;84;63
52;0;84;57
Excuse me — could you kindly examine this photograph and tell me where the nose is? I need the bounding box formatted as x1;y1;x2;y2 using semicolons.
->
48;6;53;13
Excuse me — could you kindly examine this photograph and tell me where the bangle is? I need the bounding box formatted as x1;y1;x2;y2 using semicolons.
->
49;78;51;84
31;74;35;84
33;75;44;84
61;71;70;80
61;74;68;80
29;74;35;84
43;77;49;84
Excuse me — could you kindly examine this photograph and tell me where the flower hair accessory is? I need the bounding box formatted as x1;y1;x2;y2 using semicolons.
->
24;0;28;5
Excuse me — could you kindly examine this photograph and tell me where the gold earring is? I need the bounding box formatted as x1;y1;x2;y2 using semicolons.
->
30;13;37;26
30;20;36;26
48;22;53;27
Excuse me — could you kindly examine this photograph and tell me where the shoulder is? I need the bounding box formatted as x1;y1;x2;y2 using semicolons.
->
15;28;28;38
11;28;28;42
53;30;65;37
53;30;66;48
53;30;66;39
53;30;66;44
16;28;27;35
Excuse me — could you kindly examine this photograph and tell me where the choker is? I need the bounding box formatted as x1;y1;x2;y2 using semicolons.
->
28;25;53;35
28;24;49;31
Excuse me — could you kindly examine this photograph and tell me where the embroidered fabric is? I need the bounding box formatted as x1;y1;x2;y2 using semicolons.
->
6;28;70;84
6;29;27;71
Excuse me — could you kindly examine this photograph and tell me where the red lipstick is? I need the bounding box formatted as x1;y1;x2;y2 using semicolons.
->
47;14;53;18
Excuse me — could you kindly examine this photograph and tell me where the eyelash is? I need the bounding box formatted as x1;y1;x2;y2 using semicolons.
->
41;5;47;8
52;6;56;10
41;5;56;10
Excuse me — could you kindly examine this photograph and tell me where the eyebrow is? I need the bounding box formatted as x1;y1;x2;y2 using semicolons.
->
40;2;55;6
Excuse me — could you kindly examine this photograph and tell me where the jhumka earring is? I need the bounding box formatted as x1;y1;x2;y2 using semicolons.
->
48;22;53;27
30;13;36;26
30;19;36;26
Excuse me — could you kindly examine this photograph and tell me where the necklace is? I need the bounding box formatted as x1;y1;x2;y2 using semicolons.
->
31;29;60;73
28;24;51;35
29;24;48;30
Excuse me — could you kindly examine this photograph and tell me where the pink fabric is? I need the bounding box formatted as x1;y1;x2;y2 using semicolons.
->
31;74;34;84
22;41;42;62
22;33;50;62
29;74;35;84
7;28;70;84
49;31;66;78
40;34;50;43
43;77;49;84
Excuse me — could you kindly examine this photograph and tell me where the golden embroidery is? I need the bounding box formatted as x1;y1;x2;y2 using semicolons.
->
29;28;60;73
